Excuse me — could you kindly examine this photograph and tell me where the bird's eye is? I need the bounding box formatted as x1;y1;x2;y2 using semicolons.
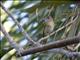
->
47;16;49;19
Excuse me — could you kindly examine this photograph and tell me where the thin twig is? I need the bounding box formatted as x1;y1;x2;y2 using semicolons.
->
74;32;80;50
0;2;39;46
38;12;79;43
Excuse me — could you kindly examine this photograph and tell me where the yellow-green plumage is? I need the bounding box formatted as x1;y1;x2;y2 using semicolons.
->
41;16;55;44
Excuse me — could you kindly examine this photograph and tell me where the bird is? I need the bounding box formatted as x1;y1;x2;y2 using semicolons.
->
41;16;55;44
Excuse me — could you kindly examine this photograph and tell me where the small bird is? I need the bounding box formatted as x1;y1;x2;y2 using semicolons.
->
41;16;55;44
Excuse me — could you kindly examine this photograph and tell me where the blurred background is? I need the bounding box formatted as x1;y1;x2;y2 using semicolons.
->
0;0;80;60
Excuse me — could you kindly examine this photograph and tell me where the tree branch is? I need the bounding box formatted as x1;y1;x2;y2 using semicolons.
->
48;48;80;58
0;21;24;55
17;34;80;56
0;2;39;46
